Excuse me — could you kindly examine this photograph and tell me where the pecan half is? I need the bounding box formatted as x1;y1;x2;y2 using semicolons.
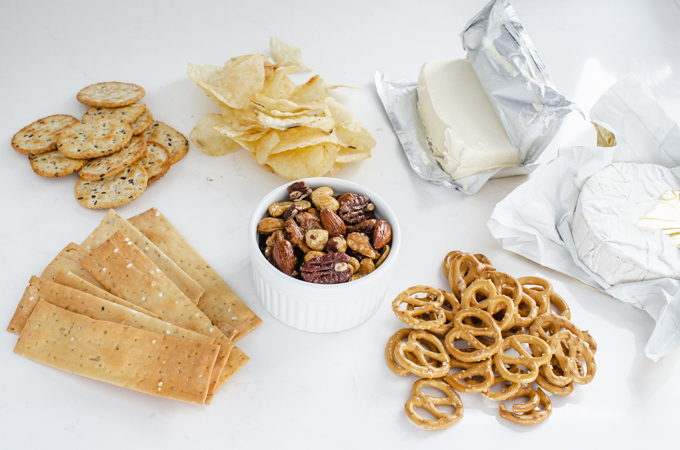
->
295;211;323;232
347;232;380;259
320;208;346;237
373;220;392;249
285;218;311;253
301;252;352;284
273;240;296;275
288;181;312;201
338;193;374;225
346;219;377;236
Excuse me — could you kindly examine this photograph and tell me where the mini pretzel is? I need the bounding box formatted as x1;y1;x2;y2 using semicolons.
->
547;291;571;319
461;280;516;332
482;365;526;402
405;378;464;430
478;271;522;305
530;314;597;355
427;291;461;335
443;357;494;394
499;386;552;425
536;371;573;396
385;328;417;376
514;292;539;327
446;253;486;299
547;330;596;385
518;276;551;315
444;308;503;363
443;251;494;274
494;335;551;384
394;330;450;378
392;286;446;330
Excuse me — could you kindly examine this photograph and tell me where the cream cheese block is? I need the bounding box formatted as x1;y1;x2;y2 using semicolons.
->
571;162;680;285
416;59;521;180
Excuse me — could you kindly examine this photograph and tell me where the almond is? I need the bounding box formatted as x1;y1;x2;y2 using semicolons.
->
273;240;296;275
320;208;346;237
373;220;392;249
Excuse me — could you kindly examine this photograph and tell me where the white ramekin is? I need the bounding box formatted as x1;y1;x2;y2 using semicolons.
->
249;177;401;333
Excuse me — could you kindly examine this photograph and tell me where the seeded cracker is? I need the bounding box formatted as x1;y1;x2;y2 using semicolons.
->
139;141;171;184
15;301;219;404
141;121;188;164
74;163;147;209
131;108;153;135
82;103;146;124
11;114;79;155
57;118;132;159
77;81;145;107
78;137;147;180
29;150;86;178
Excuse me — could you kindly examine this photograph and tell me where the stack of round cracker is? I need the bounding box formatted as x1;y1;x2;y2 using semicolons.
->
12;81;188;209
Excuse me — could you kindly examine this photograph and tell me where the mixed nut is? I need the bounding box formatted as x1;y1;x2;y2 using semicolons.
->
258;181;393;284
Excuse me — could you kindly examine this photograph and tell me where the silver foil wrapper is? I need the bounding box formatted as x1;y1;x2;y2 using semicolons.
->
375;0;577;194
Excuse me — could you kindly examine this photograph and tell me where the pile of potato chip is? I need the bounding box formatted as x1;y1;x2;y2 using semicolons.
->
188;39;376;180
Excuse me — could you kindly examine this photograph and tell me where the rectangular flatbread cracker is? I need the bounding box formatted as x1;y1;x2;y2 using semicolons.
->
53;268;163;320
128;208;262;340
7;276;227;402
80;230;248;388
81;210;205;304
40;243;104;289
15;300;219;404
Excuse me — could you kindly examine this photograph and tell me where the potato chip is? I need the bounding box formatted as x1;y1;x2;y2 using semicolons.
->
187;53;268;109
289;75;328;104
324;97;376;153
256;111;334;133
262;66;298;100
266;143;339;180
270;37;311;72
190;114;241;156
218;104;262;133
251;93;322;116
268;127;339;158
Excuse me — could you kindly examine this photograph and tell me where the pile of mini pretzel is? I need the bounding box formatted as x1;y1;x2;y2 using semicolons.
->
386;251;597;430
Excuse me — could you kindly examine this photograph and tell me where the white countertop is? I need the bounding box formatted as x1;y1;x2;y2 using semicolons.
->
2;0;679;448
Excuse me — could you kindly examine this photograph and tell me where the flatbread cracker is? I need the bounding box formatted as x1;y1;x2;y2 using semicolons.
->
131;108;153;135
80;231;248;386
12;114;79;155
77;82;145;107
15;300;218;404
80;210;205;304
7;277;227;401
78;137;146;180
141;121;188;164
74;162;148;210
139;141;171;184
53;269;162;320
82;104;146;125
57;118;132;160
128;208;262;340
29;150;86;178
41;243;104;289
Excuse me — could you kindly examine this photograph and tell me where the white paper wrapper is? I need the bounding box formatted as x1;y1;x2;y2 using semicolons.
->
488;74;680;360
375;0;575;195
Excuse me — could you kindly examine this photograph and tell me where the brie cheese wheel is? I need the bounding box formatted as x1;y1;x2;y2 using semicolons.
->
571;162;680;285
416;59;521;180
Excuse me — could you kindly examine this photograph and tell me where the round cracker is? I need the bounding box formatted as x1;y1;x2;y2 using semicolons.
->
29;150;86;178
77;82;145;107
12;115;79;155
82;103;146;124
141;121;188;164
57;118;132;160
131;108;153;135
78;137;147;180
75;163;148;210
139;141;171;184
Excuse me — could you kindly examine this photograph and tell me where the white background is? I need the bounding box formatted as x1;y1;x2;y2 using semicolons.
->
2;0;680;448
